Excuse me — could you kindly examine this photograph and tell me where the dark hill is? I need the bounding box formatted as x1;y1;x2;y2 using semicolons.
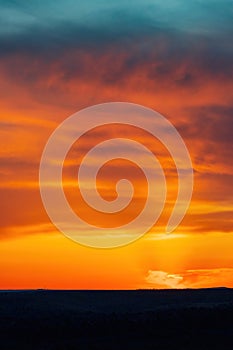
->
0;288;233;349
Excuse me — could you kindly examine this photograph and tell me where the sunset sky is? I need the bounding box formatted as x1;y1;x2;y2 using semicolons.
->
0;0;233;289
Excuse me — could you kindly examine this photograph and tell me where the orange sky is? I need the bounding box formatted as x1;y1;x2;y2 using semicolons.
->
0;1;233;289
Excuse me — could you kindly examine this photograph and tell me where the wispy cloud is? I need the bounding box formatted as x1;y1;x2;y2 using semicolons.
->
146;268;233;289
146;270;184;288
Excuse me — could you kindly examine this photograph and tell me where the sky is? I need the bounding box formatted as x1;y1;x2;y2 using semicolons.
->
0;0;233;289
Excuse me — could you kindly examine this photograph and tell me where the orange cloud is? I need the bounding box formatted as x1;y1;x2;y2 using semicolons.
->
146;268;233;289
0;22;232;288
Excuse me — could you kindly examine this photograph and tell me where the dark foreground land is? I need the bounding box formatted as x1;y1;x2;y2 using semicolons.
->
1;289;233;350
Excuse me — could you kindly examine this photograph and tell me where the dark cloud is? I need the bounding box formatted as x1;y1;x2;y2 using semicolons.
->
184;210;233;233
0;31;232;95
0;121;19;129
0;187;42;229
0;2;232;108
178;106;233;145
0;0;232;72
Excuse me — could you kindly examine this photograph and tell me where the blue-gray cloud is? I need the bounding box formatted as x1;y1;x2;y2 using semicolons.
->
0;0;232;54
0;0;232;114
